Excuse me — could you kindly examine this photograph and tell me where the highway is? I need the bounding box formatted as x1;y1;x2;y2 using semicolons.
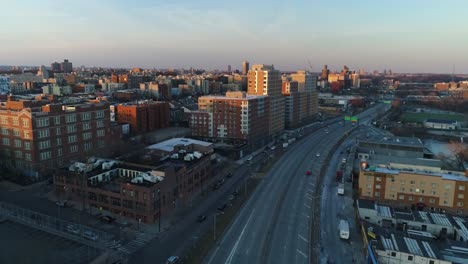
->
204;104;389;264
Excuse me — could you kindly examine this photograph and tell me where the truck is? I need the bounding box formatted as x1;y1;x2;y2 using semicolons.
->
282;143;288;148
337;183;344;195
339;220;350;240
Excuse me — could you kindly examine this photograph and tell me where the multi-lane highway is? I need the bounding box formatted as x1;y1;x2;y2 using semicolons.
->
204;103;389;264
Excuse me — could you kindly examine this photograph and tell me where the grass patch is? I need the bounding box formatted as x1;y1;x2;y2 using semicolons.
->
401;112;465;123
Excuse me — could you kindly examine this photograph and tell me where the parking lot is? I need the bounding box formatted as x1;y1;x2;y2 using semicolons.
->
0;221;101;264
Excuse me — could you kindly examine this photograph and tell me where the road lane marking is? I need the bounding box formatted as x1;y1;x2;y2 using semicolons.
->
304;203;311;208
303;213;310;218
299;234;308;243
297;249;307;258
225;209;255;264
306;196;312;200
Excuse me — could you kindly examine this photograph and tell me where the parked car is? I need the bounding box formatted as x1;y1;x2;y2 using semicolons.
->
82;230;98;241
67;225;80;235
217;203;227;211
99;215;116;223
246;156;253;161
228;195;236;201
166;256;180;264
197;215;207;223
232;191;238;197
270;146;276;150
306;170;312;176
316;153;320;158
226;172;233;178
56;200;69;207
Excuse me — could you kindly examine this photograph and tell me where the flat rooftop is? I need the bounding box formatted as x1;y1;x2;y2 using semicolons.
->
146;137;212;152
361;135;424;148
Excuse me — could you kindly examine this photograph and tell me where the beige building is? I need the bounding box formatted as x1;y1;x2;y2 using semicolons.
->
247;64;284;136
359;163;468;214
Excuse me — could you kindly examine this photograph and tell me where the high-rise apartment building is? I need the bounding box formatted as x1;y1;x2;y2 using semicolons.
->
51;62;61;72
0;96;121;178
60;59;73;73
189;91;269;147
242;60;250;75
247;64;284;136
321;65;330;80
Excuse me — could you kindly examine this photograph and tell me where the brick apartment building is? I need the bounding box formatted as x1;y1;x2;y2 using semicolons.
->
188;91;269;148
0;96;122;178
115;101;170;134
357;136;468;214
54;138;214;223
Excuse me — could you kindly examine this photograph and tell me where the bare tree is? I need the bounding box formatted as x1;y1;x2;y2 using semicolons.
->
448;141;468;171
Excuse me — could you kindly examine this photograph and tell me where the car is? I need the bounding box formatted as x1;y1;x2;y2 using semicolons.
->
342;158;347;163
99;215;116;223
246;156;253;161
270;146;276;150
82;230;98;241
316;153;320;158
306;170;312;176
232;191;238;196
56;200;70;207
217;203;227;211
67;224;80;235
197;215;207;223
226;172;233;178
166;256;180;264
228;194;236;201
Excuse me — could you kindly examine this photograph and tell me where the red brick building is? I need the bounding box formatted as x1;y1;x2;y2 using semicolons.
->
54;139;214;223
115;101;170;134
0;96;122;178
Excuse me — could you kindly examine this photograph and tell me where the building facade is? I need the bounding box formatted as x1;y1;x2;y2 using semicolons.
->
115;101;170;134
0;96;121;178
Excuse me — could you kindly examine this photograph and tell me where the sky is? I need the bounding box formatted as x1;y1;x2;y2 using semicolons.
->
1;0;468;73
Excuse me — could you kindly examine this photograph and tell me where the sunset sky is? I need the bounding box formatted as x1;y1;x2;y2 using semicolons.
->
1;0;468;73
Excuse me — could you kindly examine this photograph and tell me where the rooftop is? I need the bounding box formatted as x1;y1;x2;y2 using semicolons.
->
146;137;212;152
361;135;424;148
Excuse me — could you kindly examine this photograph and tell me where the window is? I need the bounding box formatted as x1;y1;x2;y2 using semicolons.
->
399;195;405;200
409;196;414;201
432;183;437;188
82;132;92;140
24;142;31;150
24;131;31;139
1;128;8;135
408;255;413;261
429;198;436;204
39;151;51;161
96;111;105;118
459;185;466;191
36;118;49;127
419;197;424;202
375;192;380;197
38;129;50;138
67;135;77;143
38;140;51;150
21;118;29;127
84;142;92;151
70;145;78;153
14;150;22;158
25;153;32;161
96;120;104;128
445;184;451;190
443;200;448;205
431;191;436;195
376;177;381;182
65;114;77;123
81;112;91;121
66;125;76;133
366;184;372;189
457;202;464;207
14;140;21;148
56;138;62;146
13;129;20;136
0;116;8;125
54;116;61;125
410;180;415;184
57;148;63;156
82;122;92;130
458;194;464;199
56;127;61;135
391;252;396;257
2;138;10;146
12;117;19;126
375;184;381;189
97;129;105;137
429;261;435;264
401;187;405;192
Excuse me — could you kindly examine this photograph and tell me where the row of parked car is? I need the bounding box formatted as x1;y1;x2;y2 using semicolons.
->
66;224;99;241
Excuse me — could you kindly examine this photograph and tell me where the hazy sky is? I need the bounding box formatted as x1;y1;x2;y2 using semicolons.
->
1;0;468;73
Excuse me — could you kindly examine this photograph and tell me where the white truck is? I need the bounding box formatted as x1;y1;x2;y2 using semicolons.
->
339;220;350;240
337;183;344;195
282;143;288;148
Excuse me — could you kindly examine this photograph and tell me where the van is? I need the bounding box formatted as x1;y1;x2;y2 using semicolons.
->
339;220;350;240
166;256;180;264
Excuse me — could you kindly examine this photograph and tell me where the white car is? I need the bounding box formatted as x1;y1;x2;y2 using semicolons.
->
247;156;253;161
316;153;320;158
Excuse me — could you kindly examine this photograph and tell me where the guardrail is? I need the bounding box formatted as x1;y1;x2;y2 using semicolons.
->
0;201;114;250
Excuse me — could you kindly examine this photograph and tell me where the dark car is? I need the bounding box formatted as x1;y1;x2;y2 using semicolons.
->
226;172;233;178
99;215;116;223
217;203;227;211
197;215;207;223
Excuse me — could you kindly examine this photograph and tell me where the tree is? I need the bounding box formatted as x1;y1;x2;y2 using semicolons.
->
438;141;468;171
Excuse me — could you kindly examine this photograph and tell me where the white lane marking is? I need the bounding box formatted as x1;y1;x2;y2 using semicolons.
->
225;210;255;264
304;203;311;208
299;234;308;243
303;213;310;218
297;249;307;258
306;196;312;200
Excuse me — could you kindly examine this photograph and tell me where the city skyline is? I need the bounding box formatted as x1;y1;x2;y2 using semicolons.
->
1;0;468;73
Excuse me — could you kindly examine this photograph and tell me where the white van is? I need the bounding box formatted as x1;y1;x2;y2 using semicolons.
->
339;220;350;240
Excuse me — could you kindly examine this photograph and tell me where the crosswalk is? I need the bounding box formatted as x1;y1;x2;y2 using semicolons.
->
116;231;158;255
